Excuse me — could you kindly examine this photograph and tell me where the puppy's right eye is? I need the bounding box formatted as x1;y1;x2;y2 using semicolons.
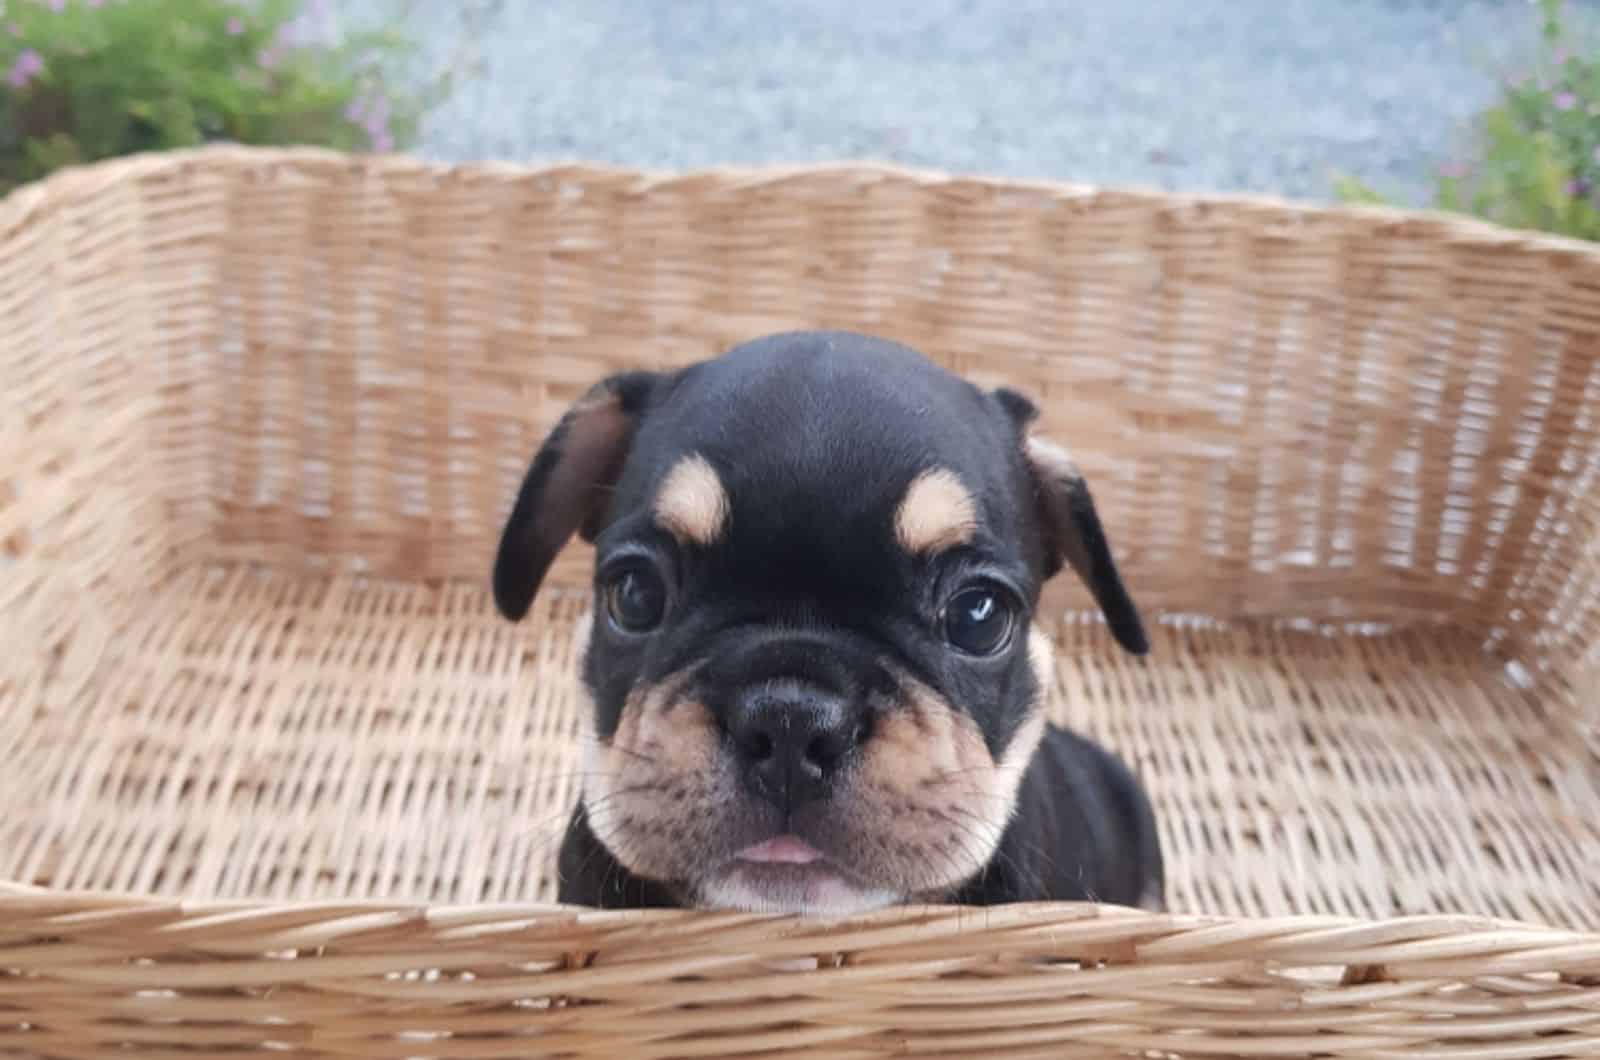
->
604;566;667;634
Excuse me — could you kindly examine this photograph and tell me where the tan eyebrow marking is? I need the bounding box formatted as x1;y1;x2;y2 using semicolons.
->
894;467;978;555
653;453;730;546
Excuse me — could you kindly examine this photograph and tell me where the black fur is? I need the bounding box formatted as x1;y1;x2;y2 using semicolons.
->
496;331;1165;912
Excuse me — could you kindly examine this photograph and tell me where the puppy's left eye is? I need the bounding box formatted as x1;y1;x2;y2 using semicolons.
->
943;583;1016;657
605;566;667;634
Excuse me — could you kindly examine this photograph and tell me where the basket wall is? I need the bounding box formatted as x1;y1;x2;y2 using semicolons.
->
2;148;1599;1059
37;151;1600;648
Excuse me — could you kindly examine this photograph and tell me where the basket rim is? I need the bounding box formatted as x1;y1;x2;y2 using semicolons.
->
5;881;1598;942
8;882;1600;997
7;143;1600;263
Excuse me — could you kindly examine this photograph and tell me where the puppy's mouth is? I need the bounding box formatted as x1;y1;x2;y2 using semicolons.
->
700;834;898;917
735;834;826;865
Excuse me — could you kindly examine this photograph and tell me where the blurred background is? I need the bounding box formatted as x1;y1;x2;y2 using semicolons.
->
358;0;1566;206
365;0;1599;223
4;0;1600;233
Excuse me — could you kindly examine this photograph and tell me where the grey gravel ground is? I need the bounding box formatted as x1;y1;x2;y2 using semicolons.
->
350;0;1593;205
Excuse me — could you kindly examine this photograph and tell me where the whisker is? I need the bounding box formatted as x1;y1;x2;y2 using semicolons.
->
933;804;1032;888
600;743;660;766
507;780;670;847
937;821;999;894
941;801;1079;898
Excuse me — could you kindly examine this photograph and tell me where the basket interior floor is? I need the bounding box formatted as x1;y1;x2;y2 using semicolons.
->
4;562;1596;929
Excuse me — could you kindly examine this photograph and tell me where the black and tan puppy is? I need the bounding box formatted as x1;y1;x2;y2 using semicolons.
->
494;331;1164;915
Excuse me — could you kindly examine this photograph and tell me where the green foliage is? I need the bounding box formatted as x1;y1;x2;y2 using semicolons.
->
0;0;464;194
1336;0;1600;241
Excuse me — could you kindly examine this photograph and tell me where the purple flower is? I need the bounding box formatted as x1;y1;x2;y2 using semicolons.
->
257;43;284;69
47;0;64;10
1438;161;1470;180
226;16;243;35
365;92;388;129
6;47;41;88
1555;91;1577;110
346;90;394;152
1566;178;1590;199
1553;47;1569;65
278;2;328;47
7;23;20;36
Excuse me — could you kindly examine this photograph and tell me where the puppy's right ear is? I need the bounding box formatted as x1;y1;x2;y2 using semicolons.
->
493;371;663;621
993;386;1149;657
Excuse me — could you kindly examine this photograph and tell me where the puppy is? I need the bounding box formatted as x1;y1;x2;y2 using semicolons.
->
493;331;1164;915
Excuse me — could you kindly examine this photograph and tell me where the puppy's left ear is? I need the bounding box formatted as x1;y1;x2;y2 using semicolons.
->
493;370;664;622
993;387;1149;656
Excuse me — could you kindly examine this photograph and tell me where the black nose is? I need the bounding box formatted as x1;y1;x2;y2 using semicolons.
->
725;680;867;812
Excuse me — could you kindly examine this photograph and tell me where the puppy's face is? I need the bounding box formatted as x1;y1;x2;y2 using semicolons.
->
494;332;1146;914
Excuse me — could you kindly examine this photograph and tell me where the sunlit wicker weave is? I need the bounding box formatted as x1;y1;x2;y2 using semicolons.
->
2;146;1598;1058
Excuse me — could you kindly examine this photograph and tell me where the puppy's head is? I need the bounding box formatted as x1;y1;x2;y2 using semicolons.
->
494;332;1146;915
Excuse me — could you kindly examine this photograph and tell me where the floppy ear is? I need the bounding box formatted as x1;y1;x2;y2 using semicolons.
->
493;371;663;622
994;387;1149;656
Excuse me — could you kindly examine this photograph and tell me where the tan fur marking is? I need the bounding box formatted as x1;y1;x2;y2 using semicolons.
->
856;651;1048;894
611;690;717;774
866;693;990;798
894;467;978;555
653;453;729;546
998;629;1053;792
995;708;1047;802
582;675;723;879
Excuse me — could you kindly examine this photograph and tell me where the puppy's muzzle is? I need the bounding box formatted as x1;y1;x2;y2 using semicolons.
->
702;630;885;816
724;678;868;813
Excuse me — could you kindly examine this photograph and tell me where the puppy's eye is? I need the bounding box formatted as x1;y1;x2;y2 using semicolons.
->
942;583;1016;656
605;566;667;634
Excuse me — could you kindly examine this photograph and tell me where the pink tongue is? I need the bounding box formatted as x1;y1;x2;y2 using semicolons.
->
737;835;824;865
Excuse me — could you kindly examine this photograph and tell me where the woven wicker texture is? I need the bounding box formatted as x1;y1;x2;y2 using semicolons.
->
2;147;1598;1057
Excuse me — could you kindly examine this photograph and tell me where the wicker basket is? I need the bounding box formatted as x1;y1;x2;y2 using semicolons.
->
2;145;1598;1059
